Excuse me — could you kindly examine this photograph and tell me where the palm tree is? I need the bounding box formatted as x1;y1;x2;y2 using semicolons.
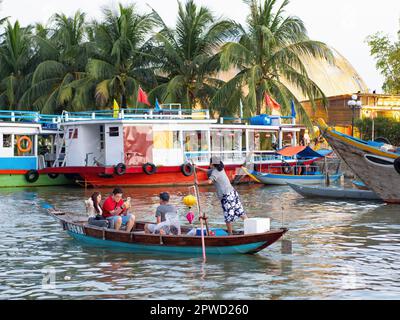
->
85;3;157;109
213;0;334;126
0;21;34;109
149;0;239;111
19;11;90;113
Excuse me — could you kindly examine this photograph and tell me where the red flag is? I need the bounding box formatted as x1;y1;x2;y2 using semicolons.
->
137;87;150;106
265;94;281;110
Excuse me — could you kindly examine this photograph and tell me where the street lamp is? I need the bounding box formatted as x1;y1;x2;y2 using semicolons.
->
347;94;362;137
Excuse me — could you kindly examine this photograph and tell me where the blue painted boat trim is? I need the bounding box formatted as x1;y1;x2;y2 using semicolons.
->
0;157;37;170
67;231;267;255
252;171;342;181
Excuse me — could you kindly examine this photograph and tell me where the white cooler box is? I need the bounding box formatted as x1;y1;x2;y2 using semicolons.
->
244;218;271;235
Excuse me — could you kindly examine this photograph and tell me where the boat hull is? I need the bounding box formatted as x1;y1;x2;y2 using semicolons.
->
318;120;400;203
288;183;382;201
54;215;287;255
0;171;72;188
252;172;342;186
68;232;270;255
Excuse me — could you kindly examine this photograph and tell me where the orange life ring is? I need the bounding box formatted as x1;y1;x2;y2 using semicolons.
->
17;136;32;153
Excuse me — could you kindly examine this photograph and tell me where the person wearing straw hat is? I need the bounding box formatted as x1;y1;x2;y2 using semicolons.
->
196;156;247;235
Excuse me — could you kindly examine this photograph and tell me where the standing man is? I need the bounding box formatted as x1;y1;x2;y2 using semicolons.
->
102;188;136;232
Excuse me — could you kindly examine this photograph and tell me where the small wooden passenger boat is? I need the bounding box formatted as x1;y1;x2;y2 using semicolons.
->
49;210;287;255
288;183;382;201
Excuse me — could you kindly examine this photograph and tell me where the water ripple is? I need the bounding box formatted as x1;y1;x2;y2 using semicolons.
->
1;185;400;300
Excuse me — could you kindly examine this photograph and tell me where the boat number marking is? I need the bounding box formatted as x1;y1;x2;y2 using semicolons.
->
67;223;85;235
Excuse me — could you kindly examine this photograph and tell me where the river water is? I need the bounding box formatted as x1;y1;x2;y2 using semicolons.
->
0;184;399;300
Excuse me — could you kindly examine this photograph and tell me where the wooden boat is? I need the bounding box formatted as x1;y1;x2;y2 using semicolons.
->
288;183;382;201
352;180;369;191
242;167;342;186
318;119;400;204
49;210;287;255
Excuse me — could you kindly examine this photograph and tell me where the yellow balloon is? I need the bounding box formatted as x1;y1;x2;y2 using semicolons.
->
183;195;197;207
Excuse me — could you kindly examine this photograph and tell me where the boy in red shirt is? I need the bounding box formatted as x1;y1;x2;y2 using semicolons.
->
102;188;135;232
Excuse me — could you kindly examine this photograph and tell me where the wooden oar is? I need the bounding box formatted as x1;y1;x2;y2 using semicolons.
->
191;160;208;262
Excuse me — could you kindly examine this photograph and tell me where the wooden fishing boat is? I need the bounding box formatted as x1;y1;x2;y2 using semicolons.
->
242;167;342;185
288;183;382;201
318;119;400;204
352;180;369;191
49;210;287;255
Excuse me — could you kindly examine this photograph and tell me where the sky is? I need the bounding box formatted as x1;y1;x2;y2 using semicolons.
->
1;0;400;93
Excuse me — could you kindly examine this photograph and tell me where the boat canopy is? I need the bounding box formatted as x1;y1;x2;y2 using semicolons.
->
277;146;325;158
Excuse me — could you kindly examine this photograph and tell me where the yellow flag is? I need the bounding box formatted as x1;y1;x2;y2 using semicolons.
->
113;99;120;118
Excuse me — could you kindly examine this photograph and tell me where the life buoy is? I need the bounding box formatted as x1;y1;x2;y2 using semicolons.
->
25;170;39;183
114;163;127;176
48;173;59;179
394;158;400;175
143;162;157;175
181;163;194;177
17;136;32;153
282;163;292;174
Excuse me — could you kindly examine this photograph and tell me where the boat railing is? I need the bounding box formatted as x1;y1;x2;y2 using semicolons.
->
260;164;322;175
0;110;63;129
219;115;296;126
185;150;247;164
252;151;295;163
184;150;292;165
59;108;211;122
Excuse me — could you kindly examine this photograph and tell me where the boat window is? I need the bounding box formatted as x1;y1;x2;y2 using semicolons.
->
3;134;11;148
109;127;119;137
99;125;105;150
68;129;78;139
248;130;278;162
184;131;209;163
154;131;181;150
211;130;244;163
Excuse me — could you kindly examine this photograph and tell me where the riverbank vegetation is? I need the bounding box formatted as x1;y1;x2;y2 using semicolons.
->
366;20;400;94
355;117;400;146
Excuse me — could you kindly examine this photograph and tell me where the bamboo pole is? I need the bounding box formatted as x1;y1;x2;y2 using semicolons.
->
191;160;208;262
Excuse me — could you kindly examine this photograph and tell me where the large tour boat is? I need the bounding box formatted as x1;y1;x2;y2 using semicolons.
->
39;105;318;187
0;110;71;187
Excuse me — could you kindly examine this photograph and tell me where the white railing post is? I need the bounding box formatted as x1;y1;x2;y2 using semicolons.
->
91;112;96;119
11;112;15;122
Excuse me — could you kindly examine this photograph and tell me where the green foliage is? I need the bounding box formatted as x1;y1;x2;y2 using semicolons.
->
0;0;332;122
366;31;400;94
355;117;400;146
213;0;334;125
149;0;238;111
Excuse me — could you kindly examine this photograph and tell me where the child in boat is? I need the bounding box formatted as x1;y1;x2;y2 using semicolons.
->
102;188;136;232
144;192;180;235
196;157;248;235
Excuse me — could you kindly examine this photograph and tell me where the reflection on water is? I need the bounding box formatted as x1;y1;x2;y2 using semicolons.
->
0;184;399;300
